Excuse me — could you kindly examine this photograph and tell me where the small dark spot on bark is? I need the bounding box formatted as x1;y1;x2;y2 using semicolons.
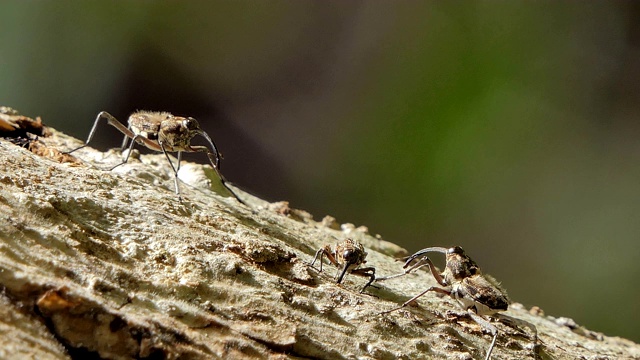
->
110;316;126;332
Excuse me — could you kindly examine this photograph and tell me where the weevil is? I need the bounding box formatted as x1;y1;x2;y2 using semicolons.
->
376;246;537;360
67;111;245;204
308;238;376;293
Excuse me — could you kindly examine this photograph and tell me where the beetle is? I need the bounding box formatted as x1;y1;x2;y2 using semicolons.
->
67;111;245;204
377;246;537;360
308;238;377;294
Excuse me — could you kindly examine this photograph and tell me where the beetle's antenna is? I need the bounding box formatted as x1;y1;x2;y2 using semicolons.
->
403;247;448;268
196;130;247;205
197;130;221;170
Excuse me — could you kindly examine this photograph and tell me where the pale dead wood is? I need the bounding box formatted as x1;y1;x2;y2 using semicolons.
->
0;121;638;359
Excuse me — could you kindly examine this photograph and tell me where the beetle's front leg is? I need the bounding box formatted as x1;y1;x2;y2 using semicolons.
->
374;257;430;283
308;246;336;273
187;145;220;170
157;142;183;201
350;267;377;293
379;286;451;315
187;145;246;205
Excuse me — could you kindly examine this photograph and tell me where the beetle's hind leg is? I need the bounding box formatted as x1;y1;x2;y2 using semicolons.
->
159;142;183;200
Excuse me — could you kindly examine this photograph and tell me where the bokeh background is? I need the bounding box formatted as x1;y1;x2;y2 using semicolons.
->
2;1;639;342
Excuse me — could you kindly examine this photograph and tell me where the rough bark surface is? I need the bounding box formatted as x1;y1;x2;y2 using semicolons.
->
0;116;639;359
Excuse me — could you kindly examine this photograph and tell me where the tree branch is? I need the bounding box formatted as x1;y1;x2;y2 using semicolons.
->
0;114;638;359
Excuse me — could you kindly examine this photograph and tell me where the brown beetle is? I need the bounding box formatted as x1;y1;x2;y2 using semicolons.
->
67;111;244;204
377;246;537;360
309;238;376;293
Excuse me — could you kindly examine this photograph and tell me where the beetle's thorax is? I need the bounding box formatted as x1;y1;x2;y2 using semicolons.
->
127;111;200;152
442;248;481;283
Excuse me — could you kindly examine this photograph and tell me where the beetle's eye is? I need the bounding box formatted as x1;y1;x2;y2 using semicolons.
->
183;118;199;130
449;246;464;255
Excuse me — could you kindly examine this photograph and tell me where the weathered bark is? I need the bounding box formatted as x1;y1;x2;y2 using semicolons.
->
0;116;638;359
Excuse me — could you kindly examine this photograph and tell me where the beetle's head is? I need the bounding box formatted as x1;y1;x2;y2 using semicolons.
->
182;117;200;132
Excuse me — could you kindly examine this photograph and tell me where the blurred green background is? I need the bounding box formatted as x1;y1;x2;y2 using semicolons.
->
2;1;639;342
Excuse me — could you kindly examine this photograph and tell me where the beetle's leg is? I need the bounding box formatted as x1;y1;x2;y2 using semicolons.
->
374;257;430;282
308;248;328;272
107;134;142;171
120;123;133;151
336;261;352;284
67;112;126;153
422;257;448;287
173;151;183;197
107;115;160;152
376;257;447;287
68;111;161;154
187;145;246;205
467;311;498;360
195;131;221;170
494;313;539;353
380;286;451;315
310;245;339;273
159;142;182;199
350;267;377;293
